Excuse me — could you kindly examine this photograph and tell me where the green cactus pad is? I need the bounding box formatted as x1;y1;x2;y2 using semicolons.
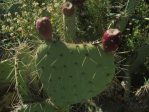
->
0;59;15;98
36;41;115;107
0;59;14;84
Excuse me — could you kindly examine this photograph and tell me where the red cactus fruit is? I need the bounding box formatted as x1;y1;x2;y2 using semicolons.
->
61;2;74;16
101;29;121;52
71;0;85;5
35;17;52;41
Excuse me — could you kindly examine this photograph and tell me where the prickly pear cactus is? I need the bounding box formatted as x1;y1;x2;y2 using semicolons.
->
34;0;116;109
0;59;14;84
0;60;16;112
36;41;115;107
0;0;139;111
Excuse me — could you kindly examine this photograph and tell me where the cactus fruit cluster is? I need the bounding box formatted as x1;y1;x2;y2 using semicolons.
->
0;0;140;111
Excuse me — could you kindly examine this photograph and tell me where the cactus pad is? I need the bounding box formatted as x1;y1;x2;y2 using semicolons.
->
0;59;14;84
36;41;115;107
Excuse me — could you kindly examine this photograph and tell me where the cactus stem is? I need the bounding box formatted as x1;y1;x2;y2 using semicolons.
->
63;1;77;42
